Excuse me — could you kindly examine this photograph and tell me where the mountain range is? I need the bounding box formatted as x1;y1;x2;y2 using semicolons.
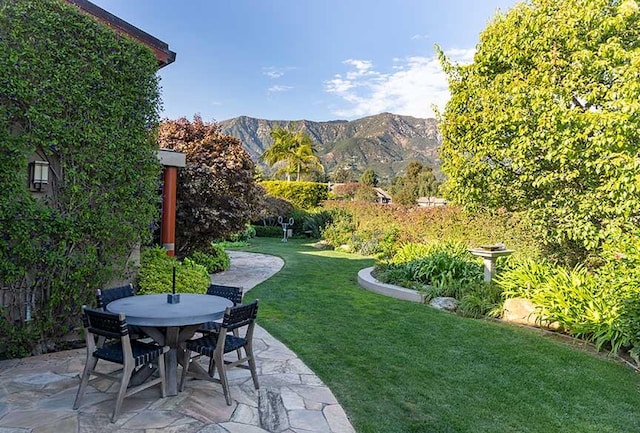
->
218;112;442;183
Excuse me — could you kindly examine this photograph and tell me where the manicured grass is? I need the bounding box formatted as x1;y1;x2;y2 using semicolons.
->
239;238;640;433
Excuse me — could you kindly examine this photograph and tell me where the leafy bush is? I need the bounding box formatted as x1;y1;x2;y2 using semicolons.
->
457;282;503;319
253;225;284;238
229;224;256;242
0;317;39;360
190;243;230;274
496;258;627;353
158;116;263;255
375;241;500;317
321;201;542;260
389;242;432;265
302;209;333;239
261;180;329;209
137;246;210;294
320;208;356;247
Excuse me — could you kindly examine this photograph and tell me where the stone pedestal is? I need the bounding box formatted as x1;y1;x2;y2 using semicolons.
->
468;248;514;283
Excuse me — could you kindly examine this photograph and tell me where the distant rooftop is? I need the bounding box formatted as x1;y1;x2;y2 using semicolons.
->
64;0;176;68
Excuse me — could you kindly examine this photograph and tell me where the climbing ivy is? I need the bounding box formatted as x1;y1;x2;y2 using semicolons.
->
0;0;162;355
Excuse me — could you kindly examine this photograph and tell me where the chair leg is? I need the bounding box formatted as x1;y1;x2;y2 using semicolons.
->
73;356;98;409
158;354;167;398
111;363;134;423
179;349;191;392
246;342;259;390
215;352;232;405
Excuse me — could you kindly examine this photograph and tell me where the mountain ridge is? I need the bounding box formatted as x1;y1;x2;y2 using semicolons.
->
218;112;442;182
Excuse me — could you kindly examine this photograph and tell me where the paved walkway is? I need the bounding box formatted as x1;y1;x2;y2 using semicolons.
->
0;251;356;433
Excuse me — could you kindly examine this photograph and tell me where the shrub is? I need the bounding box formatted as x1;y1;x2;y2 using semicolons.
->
159;116;263;255
497;258;627;353
253;225;284;238
0;317;39;360
190;243;230;274
302;209;333;239
389;242;432;265
321;201;542;260
261;180;329;209
137;246;210;294
457;282;503;319
229;224;256;242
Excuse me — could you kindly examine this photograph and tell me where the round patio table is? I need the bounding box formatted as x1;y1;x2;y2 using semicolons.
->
107;293;233;396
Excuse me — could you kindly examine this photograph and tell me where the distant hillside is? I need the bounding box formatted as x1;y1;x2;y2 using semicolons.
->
218;112;442;183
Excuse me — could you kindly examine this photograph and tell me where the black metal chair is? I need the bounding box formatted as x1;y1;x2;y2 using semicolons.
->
73;306;169;423
179;300;259;405
96;284;146;339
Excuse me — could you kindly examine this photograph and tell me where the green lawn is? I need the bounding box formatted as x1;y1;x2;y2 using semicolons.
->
239;237;640;433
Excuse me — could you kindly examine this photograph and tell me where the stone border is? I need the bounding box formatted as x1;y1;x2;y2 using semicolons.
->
357;267;426;303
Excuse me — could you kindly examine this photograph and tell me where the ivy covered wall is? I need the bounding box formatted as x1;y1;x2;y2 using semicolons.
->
0;0;162;356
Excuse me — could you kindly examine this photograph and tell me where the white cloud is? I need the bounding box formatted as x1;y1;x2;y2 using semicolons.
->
268;85;293;93
324;49;475;119
262;66;296;79
411;34;429;40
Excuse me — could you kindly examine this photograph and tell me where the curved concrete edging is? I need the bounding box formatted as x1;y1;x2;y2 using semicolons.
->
358;267;426;303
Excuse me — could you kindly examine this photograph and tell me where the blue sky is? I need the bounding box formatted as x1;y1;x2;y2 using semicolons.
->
91;0;518;122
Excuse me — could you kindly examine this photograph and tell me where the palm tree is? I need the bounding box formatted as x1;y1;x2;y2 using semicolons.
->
261;126;323;181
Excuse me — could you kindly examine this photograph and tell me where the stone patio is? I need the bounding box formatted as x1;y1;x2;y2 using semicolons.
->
0;252;355;433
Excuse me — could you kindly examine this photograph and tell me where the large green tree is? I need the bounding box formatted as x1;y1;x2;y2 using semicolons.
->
390;161;440;205
261;126;324;181
439;0;640;255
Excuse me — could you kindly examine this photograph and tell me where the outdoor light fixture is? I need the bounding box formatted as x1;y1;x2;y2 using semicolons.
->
29;160;49;191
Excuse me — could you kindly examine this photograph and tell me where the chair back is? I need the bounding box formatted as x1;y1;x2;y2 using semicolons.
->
207;284;244;306
96;283;135;310
82;306;129;339
222;299;258;332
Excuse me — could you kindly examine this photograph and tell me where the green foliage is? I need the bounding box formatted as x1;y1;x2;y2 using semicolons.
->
359;168;379;186
137;246;210;294
457;281;504;319
376;240;502;318
253;225;284;238
321;201;542;260
388;242;432;265
439;0;640;258
190;243;230;274
0;316;39;360
261;180;329;209
261;125;324;181
158;116;263;255
302;210;333;239
496;258;628;353
389;161;440;205
0;0;161;352
228;223;256;242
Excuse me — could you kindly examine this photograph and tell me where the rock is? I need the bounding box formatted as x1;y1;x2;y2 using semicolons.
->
430;297;458;312
503;298;559;329
312;240;332;250
258;387;289;432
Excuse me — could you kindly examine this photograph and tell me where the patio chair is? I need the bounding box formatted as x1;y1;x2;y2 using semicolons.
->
179;299;260;405
96;283;135;310
196;284;244;334
96;284;146;339
73;306;169;423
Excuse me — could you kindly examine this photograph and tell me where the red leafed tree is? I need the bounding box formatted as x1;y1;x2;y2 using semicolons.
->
158;115;264;255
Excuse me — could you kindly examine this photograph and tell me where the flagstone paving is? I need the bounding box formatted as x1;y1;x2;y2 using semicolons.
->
0;251;356;433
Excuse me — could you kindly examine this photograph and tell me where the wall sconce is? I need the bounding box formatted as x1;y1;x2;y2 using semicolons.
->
29;160;49;191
